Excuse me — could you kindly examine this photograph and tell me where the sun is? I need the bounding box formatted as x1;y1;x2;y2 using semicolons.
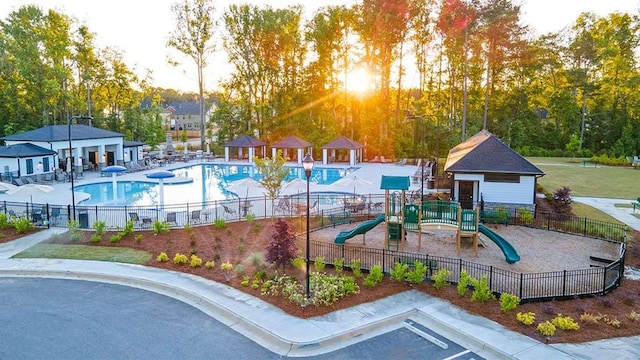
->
345;68;372;93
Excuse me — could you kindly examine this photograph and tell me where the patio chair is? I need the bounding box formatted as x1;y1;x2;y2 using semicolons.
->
275;196;291;214
24;176;36;184
394;158;407;166
14;178;25;186
166;212;178;227
50;207;63;226
191;210;201;224
129;212;143;227
222;204;237;218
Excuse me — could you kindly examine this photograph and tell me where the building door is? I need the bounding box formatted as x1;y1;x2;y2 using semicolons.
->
458;181;475;209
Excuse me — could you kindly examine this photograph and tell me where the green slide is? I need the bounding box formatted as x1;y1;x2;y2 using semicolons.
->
335;214;386;245
478;224;521;264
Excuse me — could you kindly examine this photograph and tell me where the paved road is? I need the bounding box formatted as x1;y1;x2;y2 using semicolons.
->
1;277;484;359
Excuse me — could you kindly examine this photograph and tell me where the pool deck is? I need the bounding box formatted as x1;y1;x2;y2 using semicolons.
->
0;160;425;207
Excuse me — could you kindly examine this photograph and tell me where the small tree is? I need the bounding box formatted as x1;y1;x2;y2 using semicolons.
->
552;186;573;214
255;150;289;213
265;218;298;271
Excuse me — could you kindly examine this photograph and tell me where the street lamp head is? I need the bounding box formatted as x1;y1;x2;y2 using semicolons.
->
302;153;314;179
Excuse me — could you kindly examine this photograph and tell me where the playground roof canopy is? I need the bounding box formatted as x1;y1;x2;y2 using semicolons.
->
380;175;410;191
444;130;544;176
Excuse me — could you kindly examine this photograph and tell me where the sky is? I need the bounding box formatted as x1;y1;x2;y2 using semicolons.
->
0;0;638;92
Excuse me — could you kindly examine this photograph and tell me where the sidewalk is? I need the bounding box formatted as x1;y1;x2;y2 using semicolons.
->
5;228;636;359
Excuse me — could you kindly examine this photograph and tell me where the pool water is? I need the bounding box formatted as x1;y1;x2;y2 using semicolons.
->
75;164;357;206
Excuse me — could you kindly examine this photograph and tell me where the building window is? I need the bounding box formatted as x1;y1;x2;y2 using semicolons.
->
43;157;50;172
26;159;34;175
484;174;520;183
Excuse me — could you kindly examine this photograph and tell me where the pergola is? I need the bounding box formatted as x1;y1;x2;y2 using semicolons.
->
270;135;312;164
321;136;363;166
223;135;267;163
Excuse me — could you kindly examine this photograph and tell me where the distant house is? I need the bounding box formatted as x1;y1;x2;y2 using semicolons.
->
166;101;217;133
444;130;545;211
1;125;132;180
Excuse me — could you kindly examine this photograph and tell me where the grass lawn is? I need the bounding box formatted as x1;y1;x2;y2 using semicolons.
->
14;244;152;264
571;202;624;224
529;158;640;199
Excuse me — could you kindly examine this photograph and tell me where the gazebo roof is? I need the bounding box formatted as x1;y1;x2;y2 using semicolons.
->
321;136;362;150
224;135;267;148
271;135;311;148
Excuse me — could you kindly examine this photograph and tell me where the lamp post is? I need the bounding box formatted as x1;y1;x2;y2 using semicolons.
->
68;116;92;220
302;153;314;300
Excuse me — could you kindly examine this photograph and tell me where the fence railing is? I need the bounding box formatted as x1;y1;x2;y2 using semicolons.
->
0;193;628;302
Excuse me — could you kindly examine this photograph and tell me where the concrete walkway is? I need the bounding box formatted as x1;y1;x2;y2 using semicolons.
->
1;228;640;359
573;196;640;231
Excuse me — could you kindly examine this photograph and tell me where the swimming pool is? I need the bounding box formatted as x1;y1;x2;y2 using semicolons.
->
75;164;357;206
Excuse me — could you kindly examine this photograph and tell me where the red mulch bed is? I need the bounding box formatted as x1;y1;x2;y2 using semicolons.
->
37;212;640;345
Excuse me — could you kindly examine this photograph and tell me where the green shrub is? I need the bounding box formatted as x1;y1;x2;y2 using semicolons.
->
153;220;170;235
246;252;266;268
333;257;345;274
431;269;451;289
156;252;169;262
241;275;250;286
405;261;427;284
291;256;305;269
134;234;143;244
457;270;471;297
214;218;227;229
90;234;102;243
390;262;408;282
537;321;556;336
109;233;123;243
517;312;535;326
350;259;362;278
235;264;245;275
91;220;106;235
551;314;580;331
173;253;188;264
313;256;326;272
0;213;10;229
518;208;533;225
205;260;215;269
245;214;255;222
12;216;34;234
310;273;359;306
363;265;384;287
189;254;203;268
495;206;508;224
499;293;521;312
470;275;495;303
121;220;134;236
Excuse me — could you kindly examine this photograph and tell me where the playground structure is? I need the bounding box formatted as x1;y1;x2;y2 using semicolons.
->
332;174;521;264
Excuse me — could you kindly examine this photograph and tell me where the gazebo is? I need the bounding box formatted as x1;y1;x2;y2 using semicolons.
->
223;135;267;163
270;135;312;164
321;136;363;166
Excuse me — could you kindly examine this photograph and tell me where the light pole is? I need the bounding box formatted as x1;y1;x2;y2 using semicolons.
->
302;153;314;300
68;116;92;220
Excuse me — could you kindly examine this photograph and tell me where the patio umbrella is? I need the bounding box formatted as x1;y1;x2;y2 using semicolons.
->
4;184;55;208
101;165;127;201
332;175;372;195
0;182;17;194
146;170;176;207
282;178;313;196
227;178;265;198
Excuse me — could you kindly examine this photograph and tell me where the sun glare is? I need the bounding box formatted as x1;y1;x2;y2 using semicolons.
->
345;68;371;93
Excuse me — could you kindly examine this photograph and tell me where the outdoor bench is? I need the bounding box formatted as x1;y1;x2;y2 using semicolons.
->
329;212;354;227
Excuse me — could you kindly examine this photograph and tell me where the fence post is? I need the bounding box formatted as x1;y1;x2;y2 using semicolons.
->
562;270;567;297
519;273;523;299
489;266;493;290
382;248;386;274
583;217;587;236
547;212;550;230
602;266;608;295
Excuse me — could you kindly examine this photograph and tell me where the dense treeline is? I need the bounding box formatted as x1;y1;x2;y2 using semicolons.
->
1;0;639;160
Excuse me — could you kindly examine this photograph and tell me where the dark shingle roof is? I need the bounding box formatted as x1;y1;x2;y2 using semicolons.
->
167;102;201;115
0;143;57;158
1;125;123;142
224;135;267;147
124;140;145;147
322;136;362;150
444;130;544;176
271;135;312;148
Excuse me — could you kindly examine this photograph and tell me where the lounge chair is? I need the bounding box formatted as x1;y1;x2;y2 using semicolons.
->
380;156;388;163
14;178;25;186
24;176;37;184
129;212;142;227
394;158;407;166
222;204;237;218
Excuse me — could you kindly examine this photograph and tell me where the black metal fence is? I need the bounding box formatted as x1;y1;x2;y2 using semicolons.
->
0;193;628;302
